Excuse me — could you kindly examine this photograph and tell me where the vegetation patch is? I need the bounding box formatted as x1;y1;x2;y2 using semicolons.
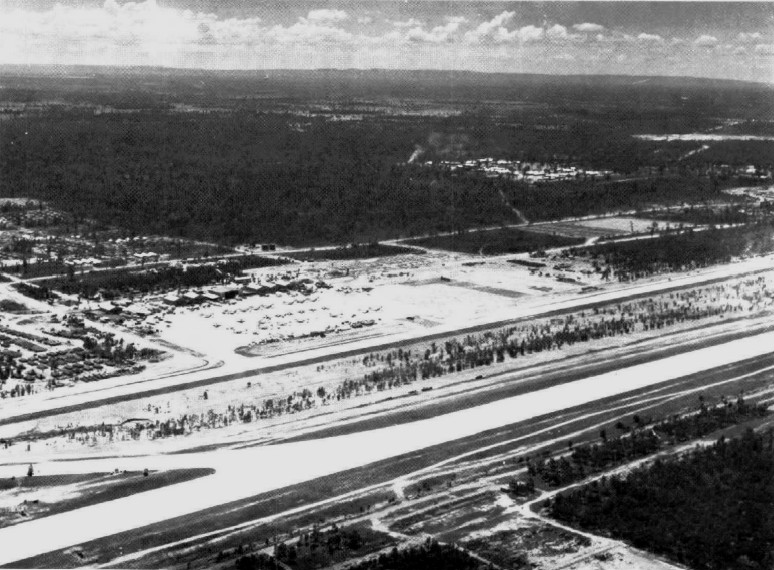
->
345;539;488;570
549;428;774;570
287;243;418;262
525;396;768;488
464;525;589;568
571;223;774;281
273;523;395;570
638;204;751;226
0;300;30;314
406;228;583;255
34;255;288;300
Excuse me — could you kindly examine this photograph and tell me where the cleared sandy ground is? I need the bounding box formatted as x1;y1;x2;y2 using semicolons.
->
1;326;774;565
4;251;774;430
634;133;774;141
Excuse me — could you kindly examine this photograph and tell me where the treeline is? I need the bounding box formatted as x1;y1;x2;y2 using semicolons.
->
640;204;751;226
550;428;774;570
356;279;769;392
345;539;486;570
234;553;276;570
505;174;732;224
12;283;54;302
288;243;418;262
572;223;774;281
408;227;583;255
270;524;391;570
36;255;287;299
527;397;768;488
234;541;485;570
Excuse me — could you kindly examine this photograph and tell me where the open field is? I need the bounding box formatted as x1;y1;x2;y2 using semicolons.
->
523;216;682;240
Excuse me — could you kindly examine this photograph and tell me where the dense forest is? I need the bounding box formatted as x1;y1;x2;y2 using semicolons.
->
0;111;523;245
549;428;774;570
573;222;774;281
527;397;768;488
1;69;771;247
640;204;750;226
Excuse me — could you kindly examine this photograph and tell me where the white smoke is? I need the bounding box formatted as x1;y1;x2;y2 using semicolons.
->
408;146;424;163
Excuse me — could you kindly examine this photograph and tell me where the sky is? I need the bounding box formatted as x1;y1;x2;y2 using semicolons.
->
1;1;773;82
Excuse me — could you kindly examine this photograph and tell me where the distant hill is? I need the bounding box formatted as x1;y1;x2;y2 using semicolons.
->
2;64;770;90
2;65;771;115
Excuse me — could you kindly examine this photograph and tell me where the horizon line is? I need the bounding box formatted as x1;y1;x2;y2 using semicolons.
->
1;62;772;88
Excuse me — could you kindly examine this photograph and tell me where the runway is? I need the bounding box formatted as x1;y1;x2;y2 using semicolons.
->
2;327;774;567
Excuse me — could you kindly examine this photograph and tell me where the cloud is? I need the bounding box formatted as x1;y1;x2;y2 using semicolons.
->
573;22;605;33
0;0;235;64
637;33;664;42
406;21;463;44
463;11;516;44
268;20;352;44
546;24;569;40
389;18;423;28
0;0;769;81
461;12;544;45
304;9;348;24
737;32;763;43
517;25;544;43
694;34;718;47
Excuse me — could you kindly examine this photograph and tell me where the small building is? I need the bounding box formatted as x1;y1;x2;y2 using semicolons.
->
125;303;152;317
133;251;160;264
210;284;240;299
182;291;202;304
97;301;121;314
162;293;181;305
